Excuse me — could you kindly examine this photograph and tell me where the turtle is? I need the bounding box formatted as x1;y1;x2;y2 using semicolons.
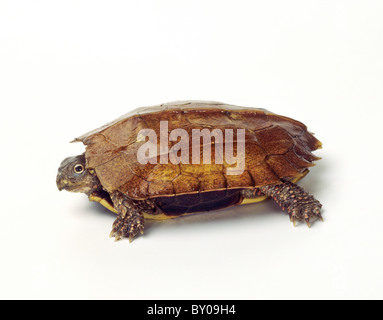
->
56;100;323;242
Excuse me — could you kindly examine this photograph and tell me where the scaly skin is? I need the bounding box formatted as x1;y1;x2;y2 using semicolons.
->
109;192;158;242
258;181;323;227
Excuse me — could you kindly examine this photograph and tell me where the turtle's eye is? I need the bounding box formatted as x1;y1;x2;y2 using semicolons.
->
74;164;85;174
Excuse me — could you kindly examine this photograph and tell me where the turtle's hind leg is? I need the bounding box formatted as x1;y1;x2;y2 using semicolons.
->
109;192;156;242
259;181;323;227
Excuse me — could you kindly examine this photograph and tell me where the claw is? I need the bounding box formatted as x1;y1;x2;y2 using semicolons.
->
305;218;311;228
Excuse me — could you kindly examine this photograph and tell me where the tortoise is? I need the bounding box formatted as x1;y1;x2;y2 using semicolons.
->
56;100;323;242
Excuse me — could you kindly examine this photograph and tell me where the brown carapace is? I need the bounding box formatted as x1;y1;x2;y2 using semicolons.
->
56;101;323;242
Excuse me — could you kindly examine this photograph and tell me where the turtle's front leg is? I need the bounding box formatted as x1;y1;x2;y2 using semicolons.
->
109;192;146;242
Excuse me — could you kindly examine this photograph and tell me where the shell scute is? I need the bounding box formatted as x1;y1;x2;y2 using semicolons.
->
172;175;200;194
254;125;295;155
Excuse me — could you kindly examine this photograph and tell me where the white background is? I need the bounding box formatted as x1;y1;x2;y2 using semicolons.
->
1;1;382;300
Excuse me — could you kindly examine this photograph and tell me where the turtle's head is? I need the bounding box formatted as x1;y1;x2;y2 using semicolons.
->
56;154;101;195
